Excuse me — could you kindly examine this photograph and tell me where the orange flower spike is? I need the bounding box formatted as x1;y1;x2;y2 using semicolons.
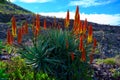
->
11;34;14;44
81;48;86;62
65;10;70;28
57;24;61;29
73;20;77;34
66;10;70;23
71;52;75;61
73;20;80;35
44;19;47;30
34;29;39;37
7;29;13;45
36;14;40;31
79;36;83;51
74;14;79;27
89;53;94;64
17;28;22;44
73;5;80;34
21;25;25;35
93;38;97;49
25;21;28;34
75;6;80;24
11;16;17;37
79;21;83;34
77;13;80;24
87;25;93;44
83;18;87;34
76;6;79;14
75;6;79;19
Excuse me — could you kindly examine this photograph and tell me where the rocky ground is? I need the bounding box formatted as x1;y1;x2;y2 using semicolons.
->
92;63;120;80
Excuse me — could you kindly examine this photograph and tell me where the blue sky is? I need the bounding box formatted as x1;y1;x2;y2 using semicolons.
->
10;0;120;26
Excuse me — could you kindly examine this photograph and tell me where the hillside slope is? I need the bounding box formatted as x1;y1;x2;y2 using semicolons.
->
0;1;32;14
0;1;33;22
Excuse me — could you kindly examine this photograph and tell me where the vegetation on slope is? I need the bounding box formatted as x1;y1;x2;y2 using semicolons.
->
0;0;32;14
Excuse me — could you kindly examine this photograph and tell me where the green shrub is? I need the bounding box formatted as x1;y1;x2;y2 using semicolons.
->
0;40;16;54
1;56;55;80
0;61;9;80
95;58;116;65
5;56;33;80
95;59;103;65
103;58;115;65
18;29;93;80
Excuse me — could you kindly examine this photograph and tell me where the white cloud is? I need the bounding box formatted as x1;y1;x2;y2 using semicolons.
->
9;0;16;2
69;0;112;7
39;12;120;26
81;13;120;25
39;12;69;18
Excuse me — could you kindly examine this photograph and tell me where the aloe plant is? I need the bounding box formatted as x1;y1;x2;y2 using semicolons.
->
5;5;97;80
18;30;61;79
17;29;93;79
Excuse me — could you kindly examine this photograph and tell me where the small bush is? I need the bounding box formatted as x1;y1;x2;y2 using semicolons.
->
112;68;120;79
95;58;115;65
0;61;9;80
95;59;103;65
115;55;120;65
103;58;115;65
0;56;55;80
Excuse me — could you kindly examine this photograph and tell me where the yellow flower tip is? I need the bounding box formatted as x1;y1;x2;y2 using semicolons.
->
12;28;17;37
87;24;93;44
87;36;93;44
11;16;17;37
36;14;40;31
65;9;70;29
